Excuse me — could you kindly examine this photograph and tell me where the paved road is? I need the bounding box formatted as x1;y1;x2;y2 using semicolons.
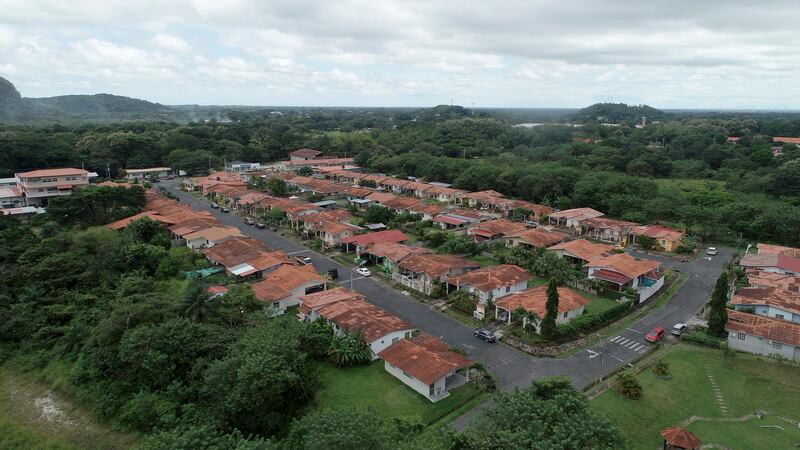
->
163;182;732;393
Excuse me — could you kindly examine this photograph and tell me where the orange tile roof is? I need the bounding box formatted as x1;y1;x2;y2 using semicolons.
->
362;242;431;262
201;237;268;264
745;270;800;292
546;239;614;262
468;219;527;238
773;137;800;145
586;253;661;279
184;226;245;242
366;192;398;203
757;243;800;258
398;254;480;278
549;207;604;221
631;224;685;242
251;265;324;301
494;286;591;317
509;200;553;217
726;310;800;347
17;168;88;178
290;148;323;158
105;211;176;230
731;287;800;316
448;265;532;292
378;334;473;385
238;191;269;205
507;228;568;248
341;230;408;247
463;190;504;202
660;428;701;449
298;287;365;314
316;299;415;342
581;216;638;230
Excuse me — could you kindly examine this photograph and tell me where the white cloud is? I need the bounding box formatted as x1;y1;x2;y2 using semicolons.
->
150;33;190;53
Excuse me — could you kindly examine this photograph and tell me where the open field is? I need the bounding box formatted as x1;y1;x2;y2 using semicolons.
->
0;367;138;450
314;360;486;426
591;344;800;449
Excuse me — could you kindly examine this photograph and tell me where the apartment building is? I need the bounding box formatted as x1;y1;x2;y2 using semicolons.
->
15;168;90;206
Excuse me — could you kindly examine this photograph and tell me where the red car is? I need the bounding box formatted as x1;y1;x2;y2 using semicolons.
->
645;327;665;343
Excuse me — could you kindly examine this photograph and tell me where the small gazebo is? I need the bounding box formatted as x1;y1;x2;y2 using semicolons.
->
660;427;701;450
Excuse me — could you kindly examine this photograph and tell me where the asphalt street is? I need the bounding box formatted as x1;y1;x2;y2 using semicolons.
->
162;181;731;393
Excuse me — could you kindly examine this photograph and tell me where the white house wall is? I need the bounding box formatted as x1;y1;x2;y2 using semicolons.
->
384;361;448;402
727;332;800;362
368;329;415;360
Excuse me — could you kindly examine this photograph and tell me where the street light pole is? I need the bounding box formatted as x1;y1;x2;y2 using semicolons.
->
597;333;605;387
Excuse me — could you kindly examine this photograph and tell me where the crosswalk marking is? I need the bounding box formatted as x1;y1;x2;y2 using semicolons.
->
618;338;630;346
610;336;622;343
626;341;638;349
631;343;644;351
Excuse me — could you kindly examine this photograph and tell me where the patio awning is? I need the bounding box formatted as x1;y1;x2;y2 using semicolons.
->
592;269;632;285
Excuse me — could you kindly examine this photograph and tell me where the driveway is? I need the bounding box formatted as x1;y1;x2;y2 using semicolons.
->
162;182;732;392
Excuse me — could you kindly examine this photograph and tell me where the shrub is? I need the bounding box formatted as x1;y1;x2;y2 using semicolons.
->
555;300;633;339
682;330;723;348
652;360;670;376
615;372;642;400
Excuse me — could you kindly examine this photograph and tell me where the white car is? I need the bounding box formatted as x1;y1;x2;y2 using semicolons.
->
356;267;371;277
706;247;718;256
671;323;688;336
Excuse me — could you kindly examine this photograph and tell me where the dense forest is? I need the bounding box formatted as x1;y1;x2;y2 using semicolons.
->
2;103;799;246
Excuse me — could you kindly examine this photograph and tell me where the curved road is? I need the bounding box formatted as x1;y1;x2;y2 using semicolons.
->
163;181;731;392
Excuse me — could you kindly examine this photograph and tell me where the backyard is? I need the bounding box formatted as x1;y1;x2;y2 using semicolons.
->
313;360;487;426
591;344;800;450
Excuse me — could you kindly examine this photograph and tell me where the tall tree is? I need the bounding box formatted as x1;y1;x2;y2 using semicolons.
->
707;272;729;337
540;279;559;339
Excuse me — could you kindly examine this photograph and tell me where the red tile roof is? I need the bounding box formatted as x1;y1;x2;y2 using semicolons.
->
341;230;409;247
591;268;633;285
448;265;532;292
290;148;323;158
586;253;661;279
494;286;590;317
726;310;800;347
201;237;268;264
398;254;480;278
740;253;800;274
378;334;473;385
316;299;415;342
631;224;685;242
773;137;800;145
660;428;701;449
207;285;229;296
757;243;800;258
468;219;527;238
105;211;176;230
298;287;364;315
731;287;800;316
546;239;614;263
362;242;431;263
745;270;800;292
507;228;568;248
581;216;638;230
17;168;88;178
251;265;324;301
549;207;604;221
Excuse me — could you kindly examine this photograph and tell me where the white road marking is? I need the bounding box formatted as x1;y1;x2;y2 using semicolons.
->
607;353;626;363
626;341;638;349
618;338;630;346
626;328;643;334
610;336;622;343
287;250;311;255
631;343;644;351
587;350;600;358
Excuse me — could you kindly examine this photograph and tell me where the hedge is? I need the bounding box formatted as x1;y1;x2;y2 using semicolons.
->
681;330;724;348
555;300;633;339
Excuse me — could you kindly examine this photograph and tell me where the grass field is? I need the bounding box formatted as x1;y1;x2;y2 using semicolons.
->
314;361;486;425
0;367;138;450
582;293;621;315
591;344;800;449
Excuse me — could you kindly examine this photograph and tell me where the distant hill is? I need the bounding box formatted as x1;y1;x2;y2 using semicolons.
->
573;103;669;124
0;76;179;123
413;104;485;123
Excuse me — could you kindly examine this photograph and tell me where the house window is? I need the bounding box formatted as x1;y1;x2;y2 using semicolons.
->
505;286;511;293
562;311;568;318
392;337;399;343
736;333;745;340
271;302;280;309
403;371;413;379
773;342;783;350
776;314;785;320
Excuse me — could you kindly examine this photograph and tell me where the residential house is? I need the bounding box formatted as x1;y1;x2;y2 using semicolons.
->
757;243;800;258
726;310;800;362
547;207;605;231
447;265;532;319
493;286;591;332
225;161;261;172
224;250;293;278
546;239;614;267
361;242;432;275
730;287;800;323
0;206;46;220
467;219;527;242
586;253;664;303
379;177;412;194
184;226;245;250
507;200;553;222
340;229;409;254
772;137;800;147
393;254;480;296
276;158;356;171
236;192;269;212
432;210;482;230
0;185;26;208
630;225;685;252
315;299;416;360
580;217;638;245
365;191;399;206
15;168;90;206
251;264;326;315
206;285;229;299
105;211;177;230
461;190;505;208
406;203;446;221
745;270;800;292
378;334;473;402
422;185;467;204
298;287;365;322
289;148;323;161
505;228;568;250
124;167;173;180
739;253;800;276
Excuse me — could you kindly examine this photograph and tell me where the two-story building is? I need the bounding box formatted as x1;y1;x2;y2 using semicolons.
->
15;168;90;205
124;167;173;180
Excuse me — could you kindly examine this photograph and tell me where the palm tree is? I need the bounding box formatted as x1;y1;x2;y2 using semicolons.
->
328;329;371;366
182;283;216;323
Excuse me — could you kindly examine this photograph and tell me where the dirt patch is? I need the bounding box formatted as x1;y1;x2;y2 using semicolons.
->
1;369;137;449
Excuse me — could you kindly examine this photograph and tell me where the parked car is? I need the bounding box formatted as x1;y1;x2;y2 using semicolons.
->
671;323;688;336
210;203;220;209
244;217;255;225
327;268;339;280
474;329;496;343
356;267;371;277
295;256;313;265
645;326;665;343
706;247;718;256
221;207;230;213
256;222;266;229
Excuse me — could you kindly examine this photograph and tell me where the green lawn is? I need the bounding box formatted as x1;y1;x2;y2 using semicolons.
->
314;361;485;425
582;293;621;315
591;344;800;450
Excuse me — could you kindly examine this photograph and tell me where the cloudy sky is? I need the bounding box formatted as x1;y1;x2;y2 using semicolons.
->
1;0;799;108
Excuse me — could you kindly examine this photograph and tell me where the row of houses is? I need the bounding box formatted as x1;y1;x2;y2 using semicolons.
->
104;184;476;403
726;243;800;362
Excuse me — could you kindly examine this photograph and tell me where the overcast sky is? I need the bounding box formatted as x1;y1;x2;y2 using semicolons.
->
1;0;799;109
